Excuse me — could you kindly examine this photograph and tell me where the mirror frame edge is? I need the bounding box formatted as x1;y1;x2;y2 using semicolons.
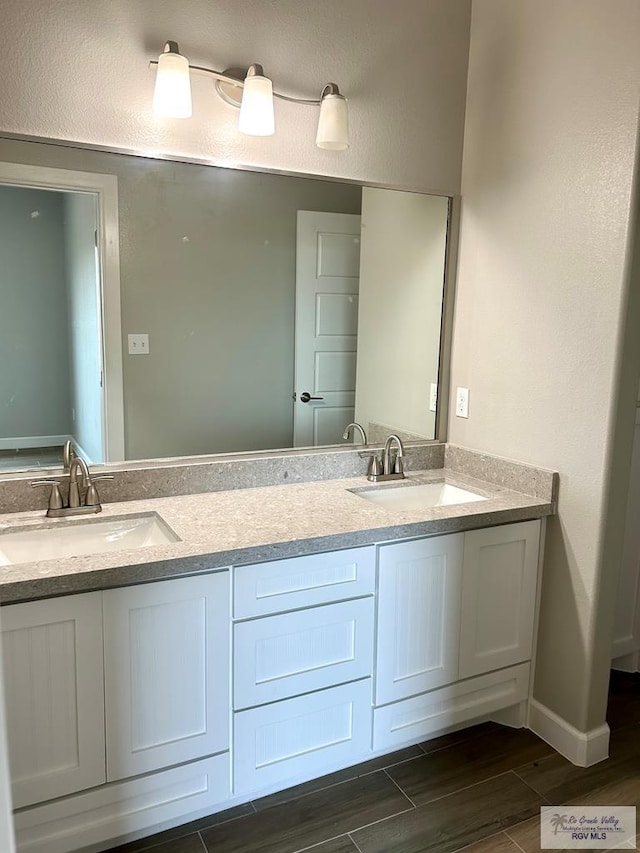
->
435;194;460;442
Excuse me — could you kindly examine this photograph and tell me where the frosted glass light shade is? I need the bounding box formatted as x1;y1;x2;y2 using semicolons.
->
316;93;349;150
239;73;275;136
153;48;192;118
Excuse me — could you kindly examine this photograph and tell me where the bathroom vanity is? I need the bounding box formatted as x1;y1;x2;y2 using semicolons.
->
0;450;557;853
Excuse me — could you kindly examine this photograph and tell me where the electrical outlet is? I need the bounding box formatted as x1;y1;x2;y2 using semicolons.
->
455;387;469;418
429;383;438;412
128;334;150;355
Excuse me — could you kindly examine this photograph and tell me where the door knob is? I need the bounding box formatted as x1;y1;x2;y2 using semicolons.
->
300;392;324;403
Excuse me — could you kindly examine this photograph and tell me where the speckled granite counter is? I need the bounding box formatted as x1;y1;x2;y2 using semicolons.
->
0;463;557;604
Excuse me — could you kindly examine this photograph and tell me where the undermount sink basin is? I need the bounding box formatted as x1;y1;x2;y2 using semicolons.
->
353;481;488;512
0;513;179;566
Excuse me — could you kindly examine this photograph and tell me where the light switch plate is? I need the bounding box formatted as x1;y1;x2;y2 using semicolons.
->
429;383;438;412
128;334;149;355
455;387;469;418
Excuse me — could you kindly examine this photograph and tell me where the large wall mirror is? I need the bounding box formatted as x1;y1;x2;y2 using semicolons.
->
0;136;452;473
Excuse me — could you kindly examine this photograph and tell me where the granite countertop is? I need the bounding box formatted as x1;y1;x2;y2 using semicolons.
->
0;466;554;604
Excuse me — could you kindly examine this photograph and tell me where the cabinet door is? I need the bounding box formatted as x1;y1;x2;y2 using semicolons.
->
103;573;229;781
1;593;105;808
459;520;541;679
375;534;463;706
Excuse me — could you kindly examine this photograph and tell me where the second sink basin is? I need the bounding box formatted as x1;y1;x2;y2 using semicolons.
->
0;513;179;566
353;481;488;512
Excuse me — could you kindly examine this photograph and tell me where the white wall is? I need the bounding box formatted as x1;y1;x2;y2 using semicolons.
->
355;188;448;439
449;0;640;732
0;0;471;196
64;193;104;463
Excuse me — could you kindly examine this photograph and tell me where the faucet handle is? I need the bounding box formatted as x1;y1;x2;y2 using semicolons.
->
85;475;114;508
358;451;382;480
32;480;64;510
368;454;382;478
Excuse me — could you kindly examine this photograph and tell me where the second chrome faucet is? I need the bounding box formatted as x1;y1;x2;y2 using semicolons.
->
356;432;406;483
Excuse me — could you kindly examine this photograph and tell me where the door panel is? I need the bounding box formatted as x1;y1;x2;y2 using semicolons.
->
103;573;229;781
1;593;105;808
459;521;540;679
294;211;361;446
375;535;463;705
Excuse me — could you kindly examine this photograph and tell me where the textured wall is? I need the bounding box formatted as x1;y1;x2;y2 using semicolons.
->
0;0;471;195
449;0;640;732
0;187;71;441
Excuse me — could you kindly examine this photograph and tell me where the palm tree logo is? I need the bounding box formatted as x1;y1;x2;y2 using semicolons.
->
550;814;569;835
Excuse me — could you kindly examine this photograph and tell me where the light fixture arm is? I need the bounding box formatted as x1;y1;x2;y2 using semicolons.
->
148;59;338;107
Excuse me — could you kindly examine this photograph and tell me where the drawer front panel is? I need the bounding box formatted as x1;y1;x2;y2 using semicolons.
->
233;679;372;795
234;597;374;708
373;663;530;752
14;753;230;853
234;546;375;618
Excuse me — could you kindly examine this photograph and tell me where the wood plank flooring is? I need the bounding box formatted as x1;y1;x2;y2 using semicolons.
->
107;670;640;853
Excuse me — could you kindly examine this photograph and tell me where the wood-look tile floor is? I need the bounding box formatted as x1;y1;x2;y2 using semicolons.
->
107;671;640;853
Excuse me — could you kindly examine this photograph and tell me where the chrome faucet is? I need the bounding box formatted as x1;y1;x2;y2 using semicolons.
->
383;434;405;478
360;433;406;483
32;456;113;518
68;456;91;507
343;422;368;445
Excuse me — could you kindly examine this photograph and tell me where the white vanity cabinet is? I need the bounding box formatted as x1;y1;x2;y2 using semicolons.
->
2;571;231;848
373;520;541;751
103;573;230;780
1;593;106;809
2;519;545;853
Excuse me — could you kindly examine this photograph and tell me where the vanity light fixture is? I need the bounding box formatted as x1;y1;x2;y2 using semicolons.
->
151;41;349;150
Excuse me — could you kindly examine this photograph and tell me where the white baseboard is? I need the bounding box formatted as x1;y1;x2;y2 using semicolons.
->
0;435;70;451
528;698;610;767
612;651;640;673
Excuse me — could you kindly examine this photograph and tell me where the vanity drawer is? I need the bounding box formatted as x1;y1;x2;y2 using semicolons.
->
372;663;530;751
233;546;375;618
234;597;374;709
233;679;372;796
